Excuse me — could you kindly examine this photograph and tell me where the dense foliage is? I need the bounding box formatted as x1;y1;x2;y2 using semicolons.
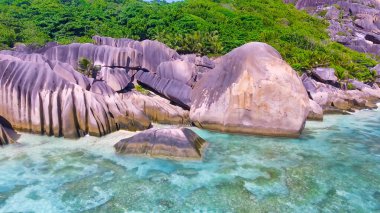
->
0;0;378;81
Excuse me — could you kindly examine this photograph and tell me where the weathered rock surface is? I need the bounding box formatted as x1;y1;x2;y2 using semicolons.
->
0;50;49;64
308;99;324;121
0;116;20;146
114;128;208;160
311;67;338;85
0;51;92;90
43;43;142;69
301;73;380;113
98;67;131;91
135;60;195;108
191;42;310;137
93;36;180;73
372;64;380;85
348;79;371;90
49;60;92;90
0;59;150;138
121;91;190;124
93;36;214;108
286;0;380;56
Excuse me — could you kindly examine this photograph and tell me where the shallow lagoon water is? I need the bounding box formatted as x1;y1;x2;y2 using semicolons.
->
0;108;380;212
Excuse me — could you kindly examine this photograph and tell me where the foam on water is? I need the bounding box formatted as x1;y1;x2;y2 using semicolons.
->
0;109;380;212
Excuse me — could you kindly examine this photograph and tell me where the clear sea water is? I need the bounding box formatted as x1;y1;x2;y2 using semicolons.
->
0;106;379;213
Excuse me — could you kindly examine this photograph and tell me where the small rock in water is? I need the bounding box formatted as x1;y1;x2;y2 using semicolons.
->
114;128;208;160
0;116;20;146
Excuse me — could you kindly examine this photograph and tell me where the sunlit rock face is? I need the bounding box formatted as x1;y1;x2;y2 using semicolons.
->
114;128;208;160
98;67;131;92
93;36;215;109
121;91;190;125
93;36;181;73
43;43;143;69
0;59;150;138
190;42;310;137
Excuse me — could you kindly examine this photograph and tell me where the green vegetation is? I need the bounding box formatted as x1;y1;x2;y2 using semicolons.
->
78;57;100;78
0;0;378;81
135;84;150;95
347;83;356;90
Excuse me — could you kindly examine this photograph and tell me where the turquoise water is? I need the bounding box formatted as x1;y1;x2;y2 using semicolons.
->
0;107;380;212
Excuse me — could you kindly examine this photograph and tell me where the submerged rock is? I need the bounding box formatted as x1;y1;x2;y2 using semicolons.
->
114;128;208;160
190;42;310;137
0;116;19;146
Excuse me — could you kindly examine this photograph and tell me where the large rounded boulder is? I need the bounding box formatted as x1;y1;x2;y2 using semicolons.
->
190;42;310;137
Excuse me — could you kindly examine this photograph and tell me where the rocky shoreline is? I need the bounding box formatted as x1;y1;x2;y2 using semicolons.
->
285;0;380;59
1;35;380;158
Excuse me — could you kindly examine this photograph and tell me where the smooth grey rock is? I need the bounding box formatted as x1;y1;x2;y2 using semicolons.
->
348;79;371;90
114;128;208;160
191;42;310;137
0;50;48;64
98;67;131;91
371;64;380;77
136;70;192;109
48;60;92;90
0;116;20;146
308;99;324;121
140;40;181;73
311;67;338;84
93;36;180;73
156;60;197;86
121;91;190;124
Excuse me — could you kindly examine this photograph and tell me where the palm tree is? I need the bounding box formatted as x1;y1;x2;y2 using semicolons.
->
78;57;101;79
335;68;348;89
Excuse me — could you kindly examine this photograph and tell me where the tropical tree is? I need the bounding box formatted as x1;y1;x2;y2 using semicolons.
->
78;57;101;79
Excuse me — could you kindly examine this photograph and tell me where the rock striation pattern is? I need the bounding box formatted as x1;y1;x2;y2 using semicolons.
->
114;128;208;160
0;59;150;138
3;35;379;141
190;42;310;137
43;43;143;69
93;36;215;109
